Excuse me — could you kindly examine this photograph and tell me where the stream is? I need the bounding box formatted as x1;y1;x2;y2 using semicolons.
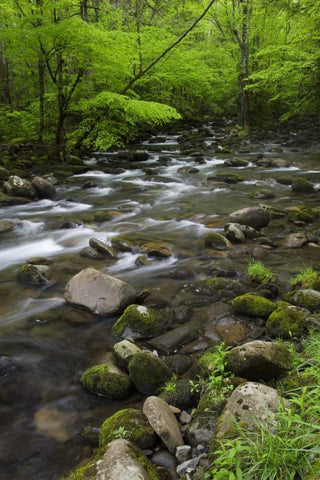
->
1;122;320;479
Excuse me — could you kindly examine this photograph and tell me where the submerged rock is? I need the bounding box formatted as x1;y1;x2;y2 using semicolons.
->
143;396;184;454
204;232;232;250
226;340;292;380
18;263;50;286
229;206;271;229
141;242;172;258
64;268;137;315
0;220;14;233
149;321;200;354
281;232;308;248
291;177;315;193
89;237;118;258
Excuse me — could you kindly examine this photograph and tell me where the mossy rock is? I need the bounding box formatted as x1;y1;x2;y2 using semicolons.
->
291;177;314;193
232;294;276;318
93;211;114;222
99;408;156;449
249;188;275;200
80;364;133;400
266;305;310;338
112;304;167;338
224;158;249;167
208;172;244;184
128;352;172;395
204;232;232;250
160;378;199;410
287;206;317;224
111;236;133;252
197;277;246;300
285;289;320;312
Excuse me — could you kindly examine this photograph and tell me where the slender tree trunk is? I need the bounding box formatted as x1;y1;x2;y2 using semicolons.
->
240;1;250;130
38;54;45;141
55;54;66;161
0;41;11;105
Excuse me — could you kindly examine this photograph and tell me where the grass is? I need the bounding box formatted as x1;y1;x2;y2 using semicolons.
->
205;333;320;480
247;260;275;284
196;343;233;400
290;266;320;290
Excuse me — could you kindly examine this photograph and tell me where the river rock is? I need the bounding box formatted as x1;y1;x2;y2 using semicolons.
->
164;354;193;375
224;158;249;167
226;340;292;380
207;172;243;183
99;408;156;449
224;223;246;243
112;304;167;338
79;246;106;260
232;293;276;318
291;177;315;193
249;188;275;200
113;339;142;368
177;166;199;174
267;304;310;338
286;289;320;311
31;176;56;199
204;232;232;250
95;439;159;480
229;206;271;229
18;263;50;286
151;450;177;471
129;352;171;395
281;232;308;248
141;242;172;258
214;382;282;440
225;222;262;240
80;362;133;400
3;175;36;199
89;237;118;258
148;321;200;353
215;316;250;346
143;396;184;454
64;268;137;315
160;378;199;410
185;393;224;447
0;220;14;233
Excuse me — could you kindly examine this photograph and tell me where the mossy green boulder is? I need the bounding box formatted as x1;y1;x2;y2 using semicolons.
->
266;305;310;338
160;378;199;410
232;294;276;317
112;304;167;338
80;364;133;399
99;408;156;449
128;352;172;395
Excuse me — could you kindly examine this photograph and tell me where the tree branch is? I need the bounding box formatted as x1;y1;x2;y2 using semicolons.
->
121;0;216;94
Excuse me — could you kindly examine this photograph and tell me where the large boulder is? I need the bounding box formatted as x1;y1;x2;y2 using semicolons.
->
18;264;51;286
128;352;172;395
112;304;167;339
96;439;160;480
226;340;293;380
99;408;156;449
80;362;133;400
3;175;36;199
143;396;184;454
64;268;137;315
31;176;56;199
214;382;283;441
228;206;271;229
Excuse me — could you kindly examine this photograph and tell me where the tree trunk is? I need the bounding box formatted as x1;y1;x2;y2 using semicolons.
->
38;54;45;142
0;41;11;105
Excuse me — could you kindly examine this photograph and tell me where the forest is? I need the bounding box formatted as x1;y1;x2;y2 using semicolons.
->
0;0;319;158
2;2;320;480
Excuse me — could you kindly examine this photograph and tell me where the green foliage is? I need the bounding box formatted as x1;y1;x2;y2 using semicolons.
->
163;374;178;394
206;332;320;479
74;91;181;150
247;261;275;284
197;343;233;401
290;266;320;290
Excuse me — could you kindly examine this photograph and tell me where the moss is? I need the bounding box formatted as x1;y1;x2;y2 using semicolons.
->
111;304;165;338
60;447;106;480
198;277;245;297
232;294;276;318
249;188;275;200
128;442;160;480
204;232;230;250
93;211;113;222
99;408;156;449
160;378;199;409
80;364;133;400
213;172;244;184
291;178;314;193
266;305;310;338
285;290;320;311
111;235;133;252
128;352;172;395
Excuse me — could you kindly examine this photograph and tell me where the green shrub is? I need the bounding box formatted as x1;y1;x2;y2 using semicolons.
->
290;266;320;290
247;260;275;284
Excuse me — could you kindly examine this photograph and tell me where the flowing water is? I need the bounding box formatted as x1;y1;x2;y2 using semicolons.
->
1;123;320;479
